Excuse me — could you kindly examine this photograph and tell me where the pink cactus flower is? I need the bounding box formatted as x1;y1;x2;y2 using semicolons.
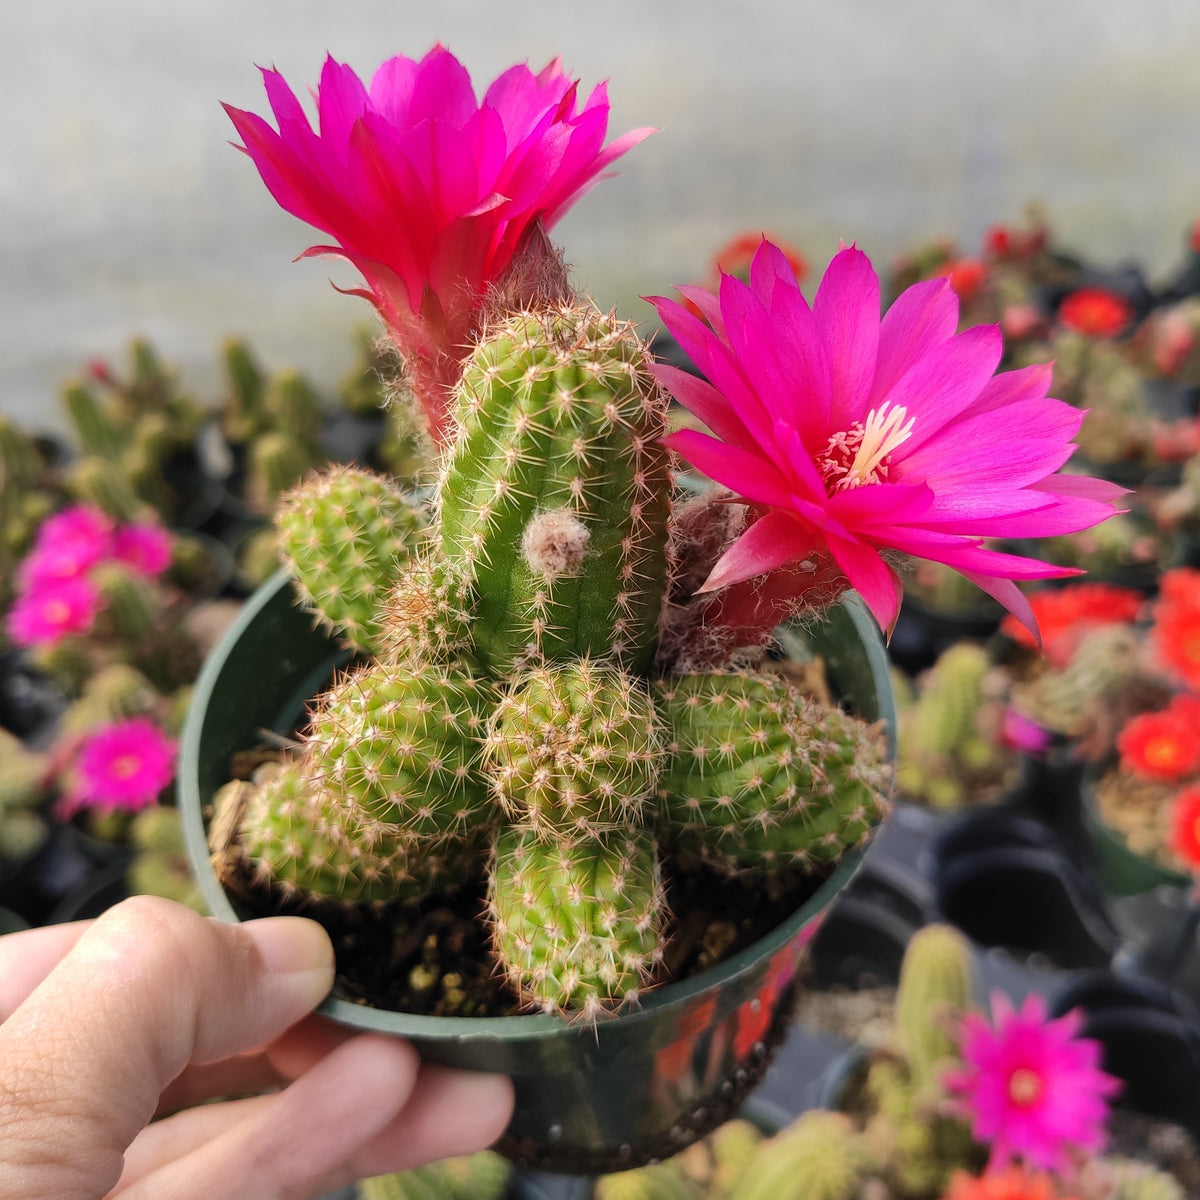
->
21;505;115;585
6;577;101;647
648;241;1124;640
225;47;652;442
64;718;177;816
944;992;1121;1174
112;521;173;576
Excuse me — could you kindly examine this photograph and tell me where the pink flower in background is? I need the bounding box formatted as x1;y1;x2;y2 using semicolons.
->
225;46;652;442
944;992;1120;1174
64;718;177;816
7;577;101;647
112;522;173;576
20;505;115;585
648;241;1123;639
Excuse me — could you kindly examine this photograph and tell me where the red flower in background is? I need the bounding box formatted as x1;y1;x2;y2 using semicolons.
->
938;257;988;302
1153;569;1200;689
1118;708;1200;781
1057;287;1133;339
1169;785;1200;869
1000;583;1143;667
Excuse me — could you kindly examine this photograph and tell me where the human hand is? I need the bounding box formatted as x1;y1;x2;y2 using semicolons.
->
0;896;515;1200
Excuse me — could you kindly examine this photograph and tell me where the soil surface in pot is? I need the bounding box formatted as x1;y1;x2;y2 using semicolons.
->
218;788;834;1018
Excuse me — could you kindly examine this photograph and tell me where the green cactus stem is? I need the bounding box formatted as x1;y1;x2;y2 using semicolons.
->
274;464;429;654
594;1162;702;1200
1107;1161;1186;1200
436;302;673;673
360;1151;512;1200
484;659;664;840
653;671;892;872
488;825;664;1017
221;338;268;444
894;924;974;1093
727;1111;872;1200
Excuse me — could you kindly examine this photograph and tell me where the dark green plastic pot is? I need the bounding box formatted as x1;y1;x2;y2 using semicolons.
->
1081;784;1190;897
180;569;894;1175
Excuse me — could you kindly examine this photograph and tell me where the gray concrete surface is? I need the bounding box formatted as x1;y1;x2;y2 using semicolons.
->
6;2;1200;434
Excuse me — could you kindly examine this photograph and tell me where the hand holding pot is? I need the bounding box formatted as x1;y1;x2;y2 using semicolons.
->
0;896;514;1200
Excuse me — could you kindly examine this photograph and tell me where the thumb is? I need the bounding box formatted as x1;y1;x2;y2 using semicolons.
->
0;896;334;1200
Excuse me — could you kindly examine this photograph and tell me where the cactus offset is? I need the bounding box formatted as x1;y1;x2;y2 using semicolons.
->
379;555;476;667
654;671;891;872
436;303;673;673
275;465;429;654
485;659;664;839
489;825;664;1017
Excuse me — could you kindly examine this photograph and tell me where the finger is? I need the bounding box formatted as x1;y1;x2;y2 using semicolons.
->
116;1034;424;1200
154;1053;286;1117
341;1060;516;1182
0;920;91;1019
0;896;334;1200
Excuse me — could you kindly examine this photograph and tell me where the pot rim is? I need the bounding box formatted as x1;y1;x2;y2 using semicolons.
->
181;569;892;1043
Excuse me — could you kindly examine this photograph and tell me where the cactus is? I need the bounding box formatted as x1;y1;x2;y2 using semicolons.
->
274;464;429;654
360;1151;512;1200
653;671;891;871
59;663;162;736
436;303;673;674
488;825;665;1016
126;806;206;912
594;1162;703;1200
0;729;49;863
485;659;664;839
1106;1162;1186;1200
215;243;892;1022
894;924;974;1092
727;1111;872;1200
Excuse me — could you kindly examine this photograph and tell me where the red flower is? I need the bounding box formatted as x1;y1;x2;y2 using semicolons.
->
1057;288;1133;339
1169;784;1200;869
1000;583;1143;667
942;1166;1076;1200
711;231;807;285
1190;214;1200;255
1159;567;1200;609
938;258;988;302
1154;599;1200;689
1118;709;1200;781
985;225;1014;259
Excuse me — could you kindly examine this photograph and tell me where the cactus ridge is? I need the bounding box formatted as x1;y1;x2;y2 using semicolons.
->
436;303;673;672
302;660;497;839
484;659;665;839
489;825;665;1018
275;464;429;654
654;672;891;872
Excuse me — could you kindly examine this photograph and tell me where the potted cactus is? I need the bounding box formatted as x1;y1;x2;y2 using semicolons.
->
178;43;1120;1174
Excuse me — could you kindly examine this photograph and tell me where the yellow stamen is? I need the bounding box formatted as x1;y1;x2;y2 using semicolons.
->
842;402;915;489
112;754;141;780
1007;1066;1043;1107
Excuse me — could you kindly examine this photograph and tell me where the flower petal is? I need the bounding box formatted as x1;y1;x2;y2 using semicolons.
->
699;509;818;592
814;245;880;430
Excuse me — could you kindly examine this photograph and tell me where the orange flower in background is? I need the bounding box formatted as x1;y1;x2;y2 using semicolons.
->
941;1165;1075;1200
1001;583;1144;667
1057;287;1133;339
1158;566;1200;608
710;231;807;284
1117;709;1200;781
1168;784;1200;869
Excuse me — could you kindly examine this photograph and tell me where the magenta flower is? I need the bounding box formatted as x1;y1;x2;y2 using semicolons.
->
6;577;101;647
944;992;1121;1174
20;505;115;586
64;718;177;816
225;47;652;442
112;522;173;576
648;242;1124;640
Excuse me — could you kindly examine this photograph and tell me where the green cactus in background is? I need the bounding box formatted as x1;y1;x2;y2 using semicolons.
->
274;464;429;655
59;663;162;737
727;1111;872;1200
594;1162;702;1200
654;671;891;871
896;643;1011;809
126;806;206;911
1106;1162;1187;1200
0;729;49;865
436;304;673;674
894;924;974;1093
359;1150;512;1200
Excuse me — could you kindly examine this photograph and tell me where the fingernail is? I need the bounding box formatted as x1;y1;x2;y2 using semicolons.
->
245;917;335;978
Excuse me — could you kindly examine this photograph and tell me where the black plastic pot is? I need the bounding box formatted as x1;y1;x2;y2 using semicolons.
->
888;597;1005;677
929;805;1119;970
0;649;67;743
47;857;132;924
180;570;894;1174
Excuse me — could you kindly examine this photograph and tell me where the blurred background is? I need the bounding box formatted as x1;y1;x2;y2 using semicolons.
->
7;0;1200;432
